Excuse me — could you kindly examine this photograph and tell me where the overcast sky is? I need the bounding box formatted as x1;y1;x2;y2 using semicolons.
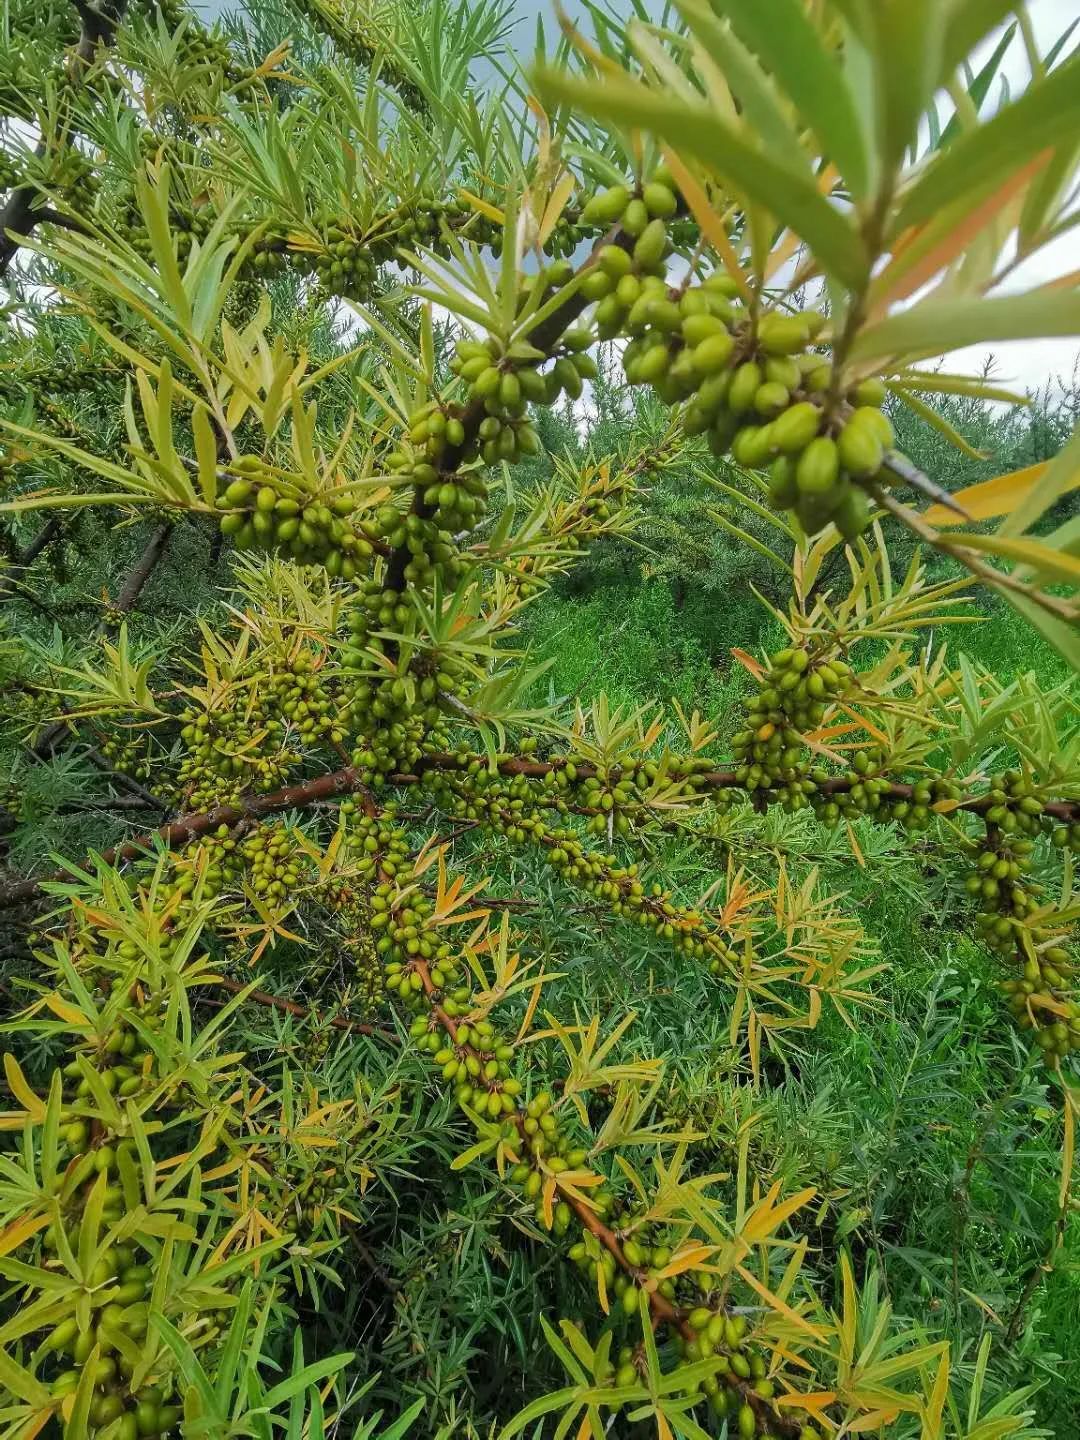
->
199;0;1078;394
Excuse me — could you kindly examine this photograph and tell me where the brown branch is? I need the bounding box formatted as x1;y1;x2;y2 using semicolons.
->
212;974;393;1039
0;765;366;908
5;748;1080;910
17;517;62;569
113;520;173;612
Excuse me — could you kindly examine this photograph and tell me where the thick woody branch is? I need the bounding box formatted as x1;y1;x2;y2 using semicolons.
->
4;749;1080;909
0;766;364;908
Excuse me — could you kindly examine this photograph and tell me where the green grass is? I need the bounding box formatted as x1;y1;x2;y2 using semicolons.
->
524;577;786;737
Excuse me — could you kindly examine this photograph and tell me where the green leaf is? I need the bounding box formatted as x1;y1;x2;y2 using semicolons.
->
496;1383;583;1439
533;66;868;288
540;1315;589;1384
895;51;1080;231
0;1345;52;1408
940;22;1016;146
261;1352;354;1410
152;1314;221;1420
890;371;1028;404
197;1236;287;1286
850;290;1080;363
702;0;870;197
671;1;805;168
942;1;1022;79
372;1397;426;1440
866;0;947;169
707;509;795;577
449;1135;498;1171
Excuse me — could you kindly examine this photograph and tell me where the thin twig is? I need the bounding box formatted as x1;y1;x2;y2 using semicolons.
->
212;974;395;1040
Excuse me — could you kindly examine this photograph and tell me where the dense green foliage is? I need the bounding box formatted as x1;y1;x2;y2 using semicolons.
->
1;3;1079;1440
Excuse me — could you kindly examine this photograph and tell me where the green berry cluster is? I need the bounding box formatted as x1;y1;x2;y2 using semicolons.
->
215;457;372;575
955;773;1080;1060
242;824;307;899
270;651;344;746
304;221;379;300
732;647;852;806
337;804;409;880
569;1225;816;1437
0;356;126;401
47;147;99;212
450;327;597;460
578;171;893;539
999;940;1080;1060
167;823;244;901
172;23;234;76
813;751;960;830
176;699;294;809
344;668;453;788
288;0;425;110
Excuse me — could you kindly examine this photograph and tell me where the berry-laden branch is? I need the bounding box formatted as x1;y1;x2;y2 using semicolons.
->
5;749;1080;909
381;225;635;595
343;807;810;1438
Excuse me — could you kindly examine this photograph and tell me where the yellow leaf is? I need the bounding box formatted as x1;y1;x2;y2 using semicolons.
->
596;1258;610;1315
839;1252;857;1363
742;1184;816;1244
735;1264;822;1338
920;1349;950;1439
3;1054;45;1122
0;1210;51;1257
542;1174;556;1231
947;531;1080;587
654;1244;718;1280
538;173;577;250
515;970;546;1044
44;994;89;1026
247;39;292;79
457;188;504;226
848;1409;903;1433
924;462;1052;526
776;1390;836;1417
